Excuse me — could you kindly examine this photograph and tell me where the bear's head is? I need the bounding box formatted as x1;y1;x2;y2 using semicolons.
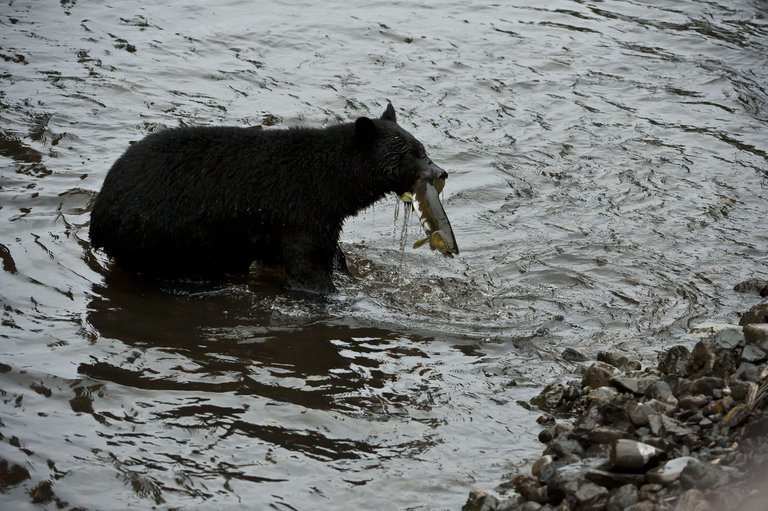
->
355;104;447;196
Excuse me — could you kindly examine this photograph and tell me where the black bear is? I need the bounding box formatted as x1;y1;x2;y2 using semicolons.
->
89;104;448;293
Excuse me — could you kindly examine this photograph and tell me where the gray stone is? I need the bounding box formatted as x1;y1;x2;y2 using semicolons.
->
679;394;708;411
645;456;696;485
740;303;768;326
741;343;767;363
679;459;728;490
610;375;659;395
713;327;745;350
628;402;655;427
605;484;639;511
627;501;655;511
585;426;630;444
585;468;645;489
573;481;608;510
673;489;713;511
644;380;677;405
548;438;585;459
583;361;617;389
586;386;618;402
609;439;665;471
729;380;752;401
690;376;725;395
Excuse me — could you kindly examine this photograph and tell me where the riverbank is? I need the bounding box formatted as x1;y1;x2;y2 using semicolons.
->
465;285;768;511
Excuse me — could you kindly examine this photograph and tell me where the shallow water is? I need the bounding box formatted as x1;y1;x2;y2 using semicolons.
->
1;0;767;509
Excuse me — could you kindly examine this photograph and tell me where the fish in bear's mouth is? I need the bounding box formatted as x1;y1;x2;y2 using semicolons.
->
399;176;459;257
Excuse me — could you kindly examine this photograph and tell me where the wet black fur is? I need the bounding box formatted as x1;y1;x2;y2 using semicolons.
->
89;104;437;293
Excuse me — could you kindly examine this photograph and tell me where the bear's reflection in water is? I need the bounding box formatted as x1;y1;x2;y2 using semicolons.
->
83;269;437;461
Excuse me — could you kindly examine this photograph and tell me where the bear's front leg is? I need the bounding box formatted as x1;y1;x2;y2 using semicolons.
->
281;233;337;294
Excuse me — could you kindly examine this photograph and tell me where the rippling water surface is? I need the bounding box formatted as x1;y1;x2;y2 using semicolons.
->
1;1;767;509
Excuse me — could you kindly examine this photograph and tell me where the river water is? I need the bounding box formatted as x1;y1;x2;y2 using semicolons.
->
1;1;767;509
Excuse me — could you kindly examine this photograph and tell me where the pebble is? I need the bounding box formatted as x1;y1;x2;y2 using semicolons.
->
466;313;768;511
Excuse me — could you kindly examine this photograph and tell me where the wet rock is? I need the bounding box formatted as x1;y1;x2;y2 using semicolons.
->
734;278;768;295
586;386;618;403
583;361;617;389
584;468;645;489
741;343;767;363
562;347;588;362
740;302;768;326
658;345;691;375
609;439;666;471
572;480;609;510
729;380;751;401
548;438;585;459
463;489;500;511
598;351;641;371
584;426;631;445
610;375;659;396
605;483;639;511
722;403;750;428
30;480;54;504
743;323;768;348
690;376;725;396
679;459;730;490
686;342;716;378
678;394;708;411
733;362;761;382
628;402;655;427
644;380;677;405
673;489;713;511
645;456;696;485
531;455;553;476
530;383;565;411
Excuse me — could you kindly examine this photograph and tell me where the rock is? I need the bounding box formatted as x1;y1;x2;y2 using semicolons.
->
729;380;752;401
722;403;750;428
734;362;761;382
598;351;641;371
740;302;768;326
627;501;655;511
463;489;500;511
573;480;609;510
609;439;666;471
584;426;631;444
587;386;619;402
690;376;725;396
510;474;546;504
645;456;697;485
585;468;645;489
679;459;729;490
686;342;715;378
548;438;585;459
733;278;768;295
678;394;708;411
530;383;566;411
712;327;745;350
741;343;767;363
519;503;542;511
743;323;768;348
644;380;677;405
583;361;617;389
673;489;713;511
562;347;588;362
610;375;659;395
531;455;553;476
605;483;639;511
628;402;655;427
658;345;691;375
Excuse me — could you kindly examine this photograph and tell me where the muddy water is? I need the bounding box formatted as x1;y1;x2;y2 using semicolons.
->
1;1;767;509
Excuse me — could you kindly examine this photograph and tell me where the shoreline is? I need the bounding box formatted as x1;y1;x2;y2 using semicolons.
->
465;286;768;511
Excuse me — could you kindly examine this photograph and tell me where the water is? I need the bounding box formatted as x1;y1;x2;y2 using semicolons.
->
1;0;767;509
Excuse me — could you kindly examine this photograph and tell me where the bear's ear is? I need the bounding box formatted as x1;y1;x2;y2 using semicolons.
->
381;103;397;123
355;117;377;147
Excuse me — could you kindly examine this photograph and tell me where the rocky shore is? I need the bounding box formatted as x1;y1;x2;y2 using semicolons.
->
465;291;768;511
